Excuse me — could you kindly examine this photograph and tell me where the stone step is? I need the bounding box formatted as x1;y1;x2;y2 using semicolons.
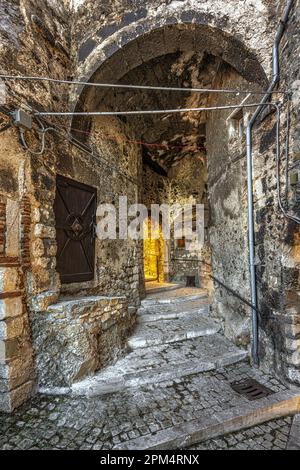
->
116;388;300;450
145;283;183;295
128;312;219;349
70;334;248;397
138;299;209;321
141;291;208;307
138;305;210;323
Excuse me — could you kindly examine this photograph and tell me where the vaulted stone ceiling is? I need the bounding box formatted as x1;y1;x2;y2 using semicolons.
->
72;21;267;172
82;50;231;170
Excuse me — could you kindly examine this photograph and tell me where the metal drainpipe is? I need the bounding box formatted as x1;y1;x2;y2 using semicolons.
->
246;0;294;366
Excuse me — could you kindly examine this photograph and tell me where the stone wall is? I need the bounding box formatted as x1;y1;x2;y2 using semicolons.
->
166;154;211;290
0;0;72;411
252;0;300;382
142;165;167;209
32;294;132;388
206;65;252;348
0;0;142;409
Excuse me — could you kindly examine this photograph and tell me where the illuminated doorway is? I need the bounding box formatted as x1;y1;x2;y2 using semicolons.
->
143;218;165;283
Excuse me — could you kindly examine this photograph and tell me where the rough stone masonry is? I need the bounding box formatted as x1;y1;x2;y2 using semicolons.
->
0;0;299;412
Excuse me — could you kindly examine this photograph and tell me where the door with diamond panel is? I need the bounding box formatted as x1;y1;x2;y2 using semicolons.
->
54;175;96;283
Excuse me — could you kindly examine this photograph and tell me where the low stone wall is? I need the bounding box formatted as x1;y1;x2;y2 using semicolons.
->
31;295;134;388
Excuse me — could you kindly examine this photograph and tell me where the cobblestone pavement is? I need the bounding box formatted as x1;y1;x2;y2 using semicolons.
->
287;414;300;450
190;416;293;450
0;362;290;450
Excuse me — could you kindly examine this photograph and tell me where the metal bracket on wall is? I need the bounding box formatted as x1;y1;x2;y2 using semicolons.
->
13;109;32;130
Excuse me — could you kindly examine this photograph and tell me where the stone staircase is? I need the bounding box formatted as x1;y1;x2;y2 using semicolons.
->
72;287;247;396
66;285;300;450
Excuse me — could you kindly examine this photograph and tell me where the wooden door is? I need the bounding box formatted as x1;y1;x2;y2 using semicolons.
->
54;175;96;283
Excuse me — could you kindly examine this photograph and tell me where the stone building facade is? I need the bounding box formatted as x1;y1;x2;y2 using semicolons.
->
0;0;299;411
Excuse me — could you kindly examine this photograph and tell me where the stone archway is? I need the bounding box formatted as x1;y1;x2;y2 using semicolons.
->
27;15;298;391
71;21;268;117
67;20;269;351
72;0;275;94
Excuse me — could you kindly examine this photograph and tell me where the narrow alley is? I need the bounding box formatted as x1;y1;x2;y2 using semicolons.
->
1;0;300;456
0;284;298;450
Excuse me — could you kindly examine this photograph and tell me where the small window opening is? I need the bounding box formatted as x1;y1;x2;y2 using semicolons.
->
231;108;244;138
227;103;249;141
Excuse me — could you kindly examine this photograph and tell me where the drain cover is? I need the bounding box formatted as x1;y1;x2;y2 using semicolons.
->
230;378;274;401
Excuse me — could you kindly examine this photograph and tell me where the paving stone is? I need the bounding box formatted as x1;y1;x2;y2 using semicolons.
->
0;358;293;450
287;414;300;450
190;417;293;450
142;288;207;303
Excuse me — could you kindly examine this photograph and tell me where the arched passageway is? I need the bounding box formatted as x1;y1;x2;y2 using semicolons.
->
1;0;300;418
5;15;295;396
69;22;267;346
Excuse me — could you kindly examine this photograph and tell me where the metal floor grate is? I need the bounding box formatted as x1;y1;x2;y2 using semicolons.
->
230;378;274;401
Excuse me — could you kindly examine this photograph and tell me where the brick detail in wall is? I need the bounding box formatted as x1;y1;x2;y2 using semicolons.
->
20;196;31;268
0;199;6;255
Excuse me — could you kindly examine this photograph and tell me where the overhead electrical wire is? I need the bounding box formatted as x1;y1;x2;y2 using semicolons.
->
34;102;278;117
33;100;300;224
0;73;290;95
0;104;139;185
1;88;299;223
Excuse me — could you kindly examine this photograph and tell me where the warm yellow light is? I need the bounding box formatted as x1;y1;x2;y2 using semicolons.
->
143;218;164;282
